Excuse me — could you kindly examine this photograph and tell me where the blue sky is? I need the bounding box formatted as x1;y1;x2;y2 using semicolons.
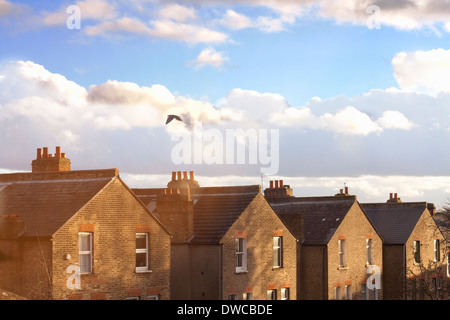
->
3;0;450;206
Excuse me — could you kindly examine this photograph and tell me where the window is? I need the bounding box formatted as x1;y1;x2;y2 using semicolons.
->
79;232;92;274
447;254;450;278
434;239;440;262
281;288;289;300
345;285;352;300
361;283;367;300
235;237;247;272
273;236;283;268
413;241;421;264
243;292;253;300
366;238;373;265
267;289;277;300
334;286;342;300
338;239;346;267
147;295;159;300
136;233;149;272
228;294;238;300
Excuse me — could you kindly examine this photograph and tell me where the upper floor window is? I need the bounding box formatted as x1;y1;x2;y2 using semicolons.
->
434;239;440;262
338;239;346;267
413;240;421;264
273;236;283;268
366;238;373;265
136;233;149;272
235;237;247;272
78;232;92;274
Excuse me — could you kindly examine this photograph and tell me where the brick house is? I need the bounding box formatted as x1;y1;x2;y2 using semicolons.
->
133;171;298;300
0;147;171;300
265;182;383;300
362;193;447;300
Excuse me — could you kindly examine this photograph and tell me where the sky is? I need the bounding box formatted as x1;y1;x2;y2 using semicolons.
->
2;0;450;207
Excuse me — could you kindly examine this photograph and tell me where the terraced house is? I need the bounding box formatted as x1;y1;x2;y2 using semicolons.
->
362;194;447;300
0;147;171;300
265;182;384;300
133;171;298;300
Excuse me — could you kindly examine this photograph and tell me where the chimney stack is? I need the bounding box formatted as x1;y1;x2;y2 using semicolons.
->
264;180;294;200
32;146;71;172
387;192;402;203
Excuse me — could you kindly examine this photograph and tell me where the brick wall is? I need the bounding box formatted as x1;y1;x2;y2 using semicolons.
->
51;178;171;300
221;194;297;300
325;202;383;300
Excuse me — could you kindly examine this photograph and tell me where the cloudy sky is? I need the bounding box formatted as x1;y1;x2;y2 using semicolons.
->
2;0;450;206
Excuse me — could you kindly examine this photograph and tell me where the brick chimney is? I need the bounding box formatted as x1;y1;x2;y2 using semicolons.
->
167;171;199;190
264;180;294;201
156;172;196;243
32;146;71;172
387;193;402;203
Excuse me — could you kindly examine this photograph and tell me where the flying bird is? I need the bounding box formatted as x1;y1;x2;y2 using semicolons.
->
166;114;182;125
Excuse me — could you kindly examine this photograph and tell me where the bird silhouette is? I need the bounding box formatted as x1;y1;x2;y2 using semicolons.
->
166;114;182;125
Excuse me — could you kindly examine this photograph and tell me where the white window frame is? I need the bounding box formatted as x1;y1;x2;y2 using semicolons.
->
267;289;277;300
366;238;373;265
243;292;253;300
281;288;289;300
434;239;440;262
147;295;159;300
235;237;247;273
338;239;346;267
361;283;367;300
136;233;149;272
273;236;283;268
78;232;92;274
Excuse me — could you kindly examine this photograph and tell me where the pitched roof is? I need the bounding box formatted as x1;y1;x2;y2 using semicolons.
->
0;169;117;237
361;202;429;245
133;185;261;244
269;196;356;245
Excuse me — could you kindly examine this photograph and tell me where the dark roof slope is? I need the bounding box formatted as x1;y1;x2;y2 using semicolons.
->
361;202;428;245
133;185;261;244
269;196;356;245
0;169;117;237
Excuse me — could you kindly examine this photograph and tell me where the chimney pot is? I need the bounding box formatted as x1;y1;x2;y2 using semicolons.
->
275;180;279;188
177;171;182;181
345;186;348;194
36;148;42;160
279;180;284;188
43;147;48;158
61;153;66;158
390;193;393;199
172;172;177;181
55;146;61;158
340;189;344;194
270;181;274;189
394;193;398;200
183;171;188;180
190;171;194;180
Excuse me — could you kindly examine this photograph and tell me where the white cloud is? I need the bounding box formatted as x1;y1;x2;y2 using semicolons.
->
392;49;450;95
190;48;229;69
42;0;117;26
377;110;416;130
157;3;197;22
